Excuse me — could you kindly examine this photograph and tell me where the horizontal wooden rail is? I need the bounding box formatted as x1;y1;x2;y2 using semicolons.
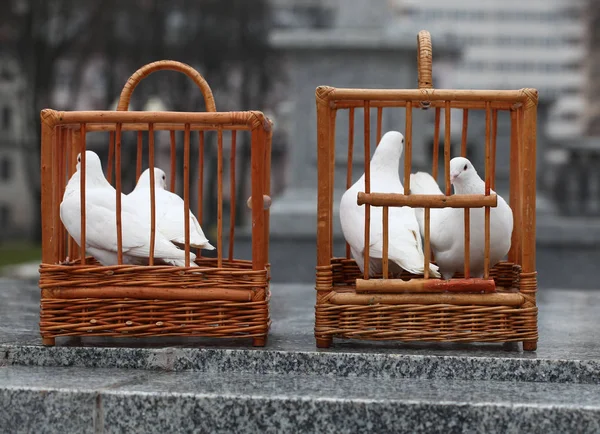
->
325;88;532;103
357;193;498;208
356;278;496;293
330;291;525;307
41;287;254;302
83;123;253;132
333;100;518;111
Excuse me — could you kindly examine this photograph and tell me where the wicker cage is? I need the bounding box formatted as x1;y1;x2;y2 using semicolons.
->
39;61;272;347
314;31;538;350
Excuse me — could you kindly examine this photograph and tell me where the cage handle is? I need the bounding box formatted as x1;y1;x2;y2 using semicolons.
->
417;30;433;90
117;60;217;112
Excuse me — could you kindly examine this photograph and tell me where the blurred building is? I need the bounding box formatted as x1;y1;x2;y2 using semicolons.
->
583;0;600;136
389;0;586;141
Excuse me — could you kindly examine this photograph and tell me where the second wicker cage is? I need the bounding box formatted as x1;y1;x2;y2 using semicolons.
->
314;31;538;350
39;60;272;347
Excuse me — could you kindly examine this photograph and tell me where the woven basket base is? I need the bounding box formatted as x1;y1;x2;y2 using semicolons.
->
315;258;538;347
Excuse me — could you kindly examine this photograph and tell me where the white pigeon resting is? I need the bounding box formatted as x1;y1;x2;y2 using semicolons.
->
339;131;441;278
128;167;215;251
60;150;198;267
409;157;514;280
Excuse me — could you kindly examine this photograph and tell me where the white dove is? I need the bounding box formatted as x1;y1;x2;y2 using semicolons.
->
60;150;198;267
410;157;514;280
128;167;215;251
340;131;441;278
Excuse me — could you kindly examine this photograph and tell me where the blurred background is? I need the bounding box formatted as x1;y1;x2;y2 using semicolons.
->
0;0;598;288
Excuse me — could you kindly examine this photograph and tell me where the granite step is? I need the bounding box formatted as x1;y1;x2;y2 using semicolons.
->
1;365;600;433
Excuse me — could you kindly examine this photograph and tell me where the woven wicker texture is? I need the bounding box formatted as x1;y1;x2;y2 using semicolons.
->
314;31;538;350
39;61;272;347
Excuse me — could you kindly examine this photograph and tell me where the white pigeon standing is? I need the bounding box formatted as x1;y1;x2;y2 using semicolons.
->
60;150;198;267
339;131;440;278
128;168;215;251
409;156;514;280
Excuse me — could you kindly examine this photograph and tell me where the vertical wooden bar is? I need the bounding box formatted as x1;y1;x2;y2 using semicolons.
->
229;131;237;261
382;206;389;278
68;130;80;260
463;208;470;278
363;101;371;279
53;127;61;262
65;129;73;260
444;101;451;195
376;107;382;144
316;89;333;269
424;207;431;279
136;130;143;181
217;128;223;268
509;110;521;263
107;131;115;184
250;125;266;271
491;109;498;190
79;123;87;265
170;130;176;192
183;124;191;267
461;109;469;157
432;107;441;181
404;102;412;195
197;131;205;257
58;128;67;261
521;94;538;273
264;126;272;266
329;109;337;250
40;112;56;264
484;102;491;279
148;124;156;265
346;107;355;259
115;123;123;265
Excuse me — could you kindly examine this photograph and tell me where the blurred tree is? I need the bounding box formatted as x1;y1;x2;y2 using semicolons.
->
1;0;278;243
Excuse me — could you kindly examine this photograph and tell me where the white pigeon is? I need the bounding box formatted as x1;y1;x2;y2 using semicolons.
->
60;150;198;267
339;131;441;278
410;157;514;280
128;168;215;251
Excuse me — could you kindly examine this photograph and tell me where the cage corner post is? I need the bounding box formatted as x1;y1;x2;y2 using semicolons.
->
520;88;539;352
315;86;335;349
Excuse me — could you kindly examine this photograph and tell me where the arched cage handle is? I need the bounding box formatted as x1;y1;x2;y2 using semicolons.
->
117;60;217;112
417;30;433;90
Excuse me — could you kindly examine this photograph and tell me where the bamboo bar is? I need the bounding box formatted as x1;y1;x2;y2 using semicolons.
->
382;206;389;279
376;107;382;143
79;123;87;265
47;110;266;126
52;127;60;261
363;100;371;280
183;123;191;267
357;193;498;208
464;208;471;278
484;102;491;279
84;123;253;133
403;101;412;195
170;130;176;192
329;109;337;249
197;131;205;257
345;108;355;259
327;88;531;102
432;107;440;180
330;291;524;307
217;128;224;268
355;277;496;293
229;131;237;261
424;207;431;279
42;287;255;302
444;101;451;195
333;100;517;111
491;109;498;190
508;110;521;263
148;123;156;265
115;123;123;265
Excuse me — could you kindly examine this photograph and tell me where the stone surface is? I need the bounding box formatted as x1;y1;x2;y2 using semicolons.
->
1;365;600;433
1;278;600;384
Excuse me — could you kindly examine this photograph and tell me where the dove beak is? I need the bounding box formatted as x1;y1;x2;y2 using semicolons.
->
450;172;459;183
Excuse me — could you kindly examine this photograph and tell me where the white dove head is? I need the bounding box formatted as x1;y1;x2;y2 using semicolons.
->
136;168;167;191
449;157;479;185
76;151;104;177
370;131;405;171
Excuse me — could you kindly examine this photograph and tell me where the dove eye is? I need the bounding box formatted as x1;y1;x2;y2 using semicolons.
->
162;175;166;180
463;164;468;171
77;156;81;162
